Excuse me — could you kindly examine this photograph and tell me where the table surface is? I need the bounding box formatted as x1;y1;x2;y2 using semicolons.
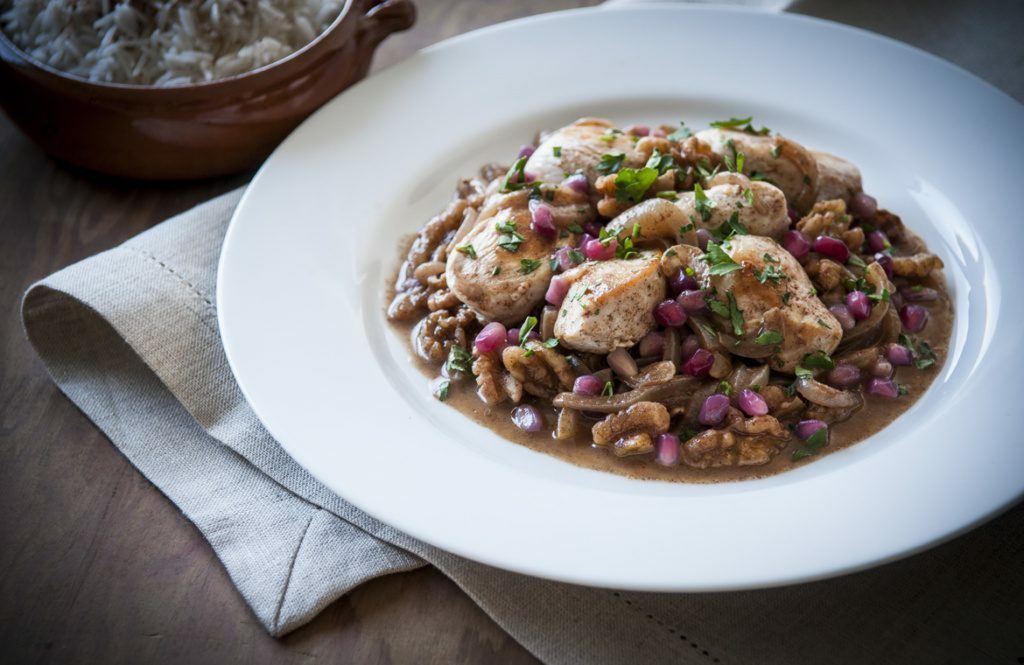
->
3;2;1023;664
0;2;596;663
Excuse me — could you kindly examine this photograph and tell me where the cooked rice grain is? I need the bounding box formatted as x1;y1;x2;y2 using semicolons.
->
0;0;344;85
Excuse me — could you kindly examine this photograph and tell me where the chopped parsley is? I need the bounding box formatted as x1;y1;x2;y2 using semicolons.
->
657;191;679;201
702;241;743;276
519;316;538;356
727;291;744;337
567;223;584;234
770;144;782;158
693;182;716;221
792;425;828;460
718;380;734;396
782;291;792;304
723;138;746;173
753;264;785;284
434;379;450;402
868;288;891;303
614;167;659;203
491;266;501;276
709;116;771;135
552;145;562;157
500;157;530;192
899;334;938;370
802;351;835;370
602;380;615;397
568;248;585;264
542;338;559;349
667;121;693;141
520;258;542;274
645;149;675;175
755;329;783;346
598;128;623;143
794;366;813;381
743;188;755;206
495;219;525;253
816;318;832;329
706;295;729;318
457;244;477;260
447;345;473;375
848;255;867;270
712;211;748;241
596;151;626;175
694;159;720;185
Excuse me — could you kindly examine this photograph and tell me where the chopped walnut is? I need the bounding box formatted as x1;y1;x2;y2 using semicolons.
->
803;403;859;425
681;429;785;468
761;385;806;419
892;252;944;278
795;199;849;238
388;199;468;321
427;287;461;312
613;433;655;457
809;259;853;292
414;306;475;364
725;409;789;438
874;208;906;243
473;351;522;406
502;341;576;398
592;401;670;446
841;227;865;252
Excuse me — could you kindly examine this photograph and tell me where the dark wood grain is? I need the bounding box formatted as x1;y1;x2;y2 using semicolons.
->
0;2;598;663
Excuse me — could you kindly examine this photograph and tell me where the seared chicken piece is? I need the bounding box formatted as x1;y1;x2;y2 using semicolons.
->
690;235;841;373
555;253;665;354
526;118;645;183
675;172;789;240
811;149;862;203
604;197;699;246
446;185;590;325
695;128;819;211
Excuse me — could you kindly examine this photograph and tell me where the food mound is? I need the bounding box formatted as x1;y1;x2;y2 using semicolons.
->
387;116;949;480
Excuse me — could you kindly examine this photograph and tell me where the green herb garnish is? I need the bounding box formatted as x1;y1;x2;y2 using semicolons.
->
667;121;693;141
434;379;450;402
596;151;626;175
552;146;562;157
447;345;473;375
709;116;771;135
500;157;530;192
602;380;614;397
614;167;659;203
694;182;716;221
520;258;542;274
645;149;675;175
727;291;744;337
802;351;835;370
457;244;477;260
495;219;525;253
702;241;743;276
755;329;784;346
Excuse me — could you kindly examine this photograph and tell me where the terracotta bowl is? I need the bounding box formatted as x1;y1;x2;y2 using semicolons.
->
0;0;415;180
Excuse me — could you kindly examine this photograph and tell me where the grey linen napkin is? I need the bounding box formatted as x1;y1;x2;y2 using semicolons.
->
21;4;1024;664
23;190;1024;665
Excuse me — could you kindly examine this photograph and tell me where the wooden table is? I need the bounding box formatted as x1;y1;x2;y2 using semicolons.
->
0;2;597;662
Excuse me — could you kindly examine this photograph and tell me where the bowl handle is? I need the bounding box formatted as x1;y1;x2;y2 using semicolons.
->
355;0;416;50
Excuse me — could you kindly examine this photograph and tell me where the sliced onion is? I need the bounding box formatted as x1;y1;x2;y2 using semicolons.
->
553;246;578;272
530;203;557;238
829;304;856;331
638;331;665;357
796;377;861;408
517;144;535;159
607;348;638;378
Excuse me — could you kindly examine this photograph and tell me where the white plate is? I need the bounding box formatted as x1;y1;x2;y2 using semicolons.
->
218;6;1024;590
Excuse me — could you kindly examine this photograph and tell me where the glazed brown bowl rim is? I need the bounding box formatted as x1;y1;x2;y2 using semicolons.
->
0;0;360;96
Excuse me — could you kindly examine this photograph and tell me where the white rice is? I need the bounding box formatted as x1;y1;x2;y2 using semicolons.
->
0;0;344;86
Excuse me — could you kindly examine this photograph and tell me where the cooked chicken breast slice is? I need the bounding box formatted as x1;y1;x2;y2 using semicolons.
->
555;254;665;354
447;184;592;325
695;128;819;212
675;172;789;240
691;235;841;373
811;149;862;203
526;118;645;183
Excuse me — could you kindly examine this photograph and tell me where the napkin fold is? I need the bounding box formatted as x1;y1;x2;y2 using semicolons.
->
23;189;1024;665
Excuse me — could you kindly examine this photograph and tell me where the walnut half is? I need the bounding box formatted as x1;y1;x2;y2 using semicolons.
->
592;401;670;457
